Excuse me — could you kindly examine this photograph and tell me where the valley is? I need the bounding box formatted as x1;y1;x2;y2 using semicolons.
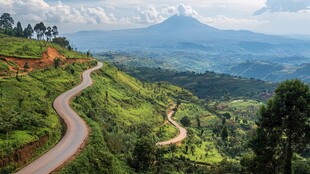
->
0;5;309;174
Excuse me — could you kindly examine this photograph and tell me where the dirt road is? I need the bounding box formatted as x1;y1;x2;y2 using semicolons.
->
156;109;187;146
16;62;103;174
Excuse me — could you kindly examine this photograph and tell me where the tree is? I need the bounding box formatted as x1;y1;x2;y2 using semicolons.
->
52;37;70;48
54;58;61;68
180;116;191;127
15;21;23;37
248;79;310;174
196;116;201;128
221;124;229;141
223;112;231;119
23;62;30;69
34;22;46;40
45;26;52;41
0;13;14;30
131;137;156;172
0;13;14;35
23;24;34;39
52;25;58;38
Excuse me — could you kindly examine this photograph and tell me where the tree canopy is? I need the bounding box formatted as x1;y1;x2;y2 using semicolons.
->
34;22;46;40
247;79;310;174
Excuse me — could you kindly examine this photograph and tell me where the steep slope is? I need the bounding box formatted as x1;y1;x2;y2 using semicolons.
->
59;62;193;173
17;62;102;174
0;34;91;77
0;61;97;173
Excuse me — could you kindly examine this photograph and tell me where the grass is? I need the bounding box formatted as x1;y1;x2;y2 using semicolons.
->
0;34;86;59
60;62;200;173
172;103;224;164
0;61;96;173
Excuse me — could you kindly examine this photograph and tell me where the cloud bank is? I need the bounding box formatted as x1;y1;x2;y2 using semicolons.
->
0;0;116;24
254;0;310;15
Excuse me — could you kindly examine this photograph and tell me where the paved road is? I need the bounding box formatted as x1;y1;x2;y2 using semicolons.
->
156;109;187;146
16;62;103;174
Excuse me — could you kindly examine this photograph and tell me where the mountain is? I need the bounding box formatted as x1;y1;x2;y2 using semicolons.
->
67;15;309;50
67;15;310;81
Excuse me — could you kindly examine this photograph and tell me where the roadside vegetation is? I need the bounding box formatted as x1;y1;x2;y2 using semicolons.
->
0;61;96;173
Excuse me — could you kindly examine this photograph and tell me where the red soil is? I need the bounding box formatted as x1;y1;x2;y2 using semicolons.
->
0;47;92;76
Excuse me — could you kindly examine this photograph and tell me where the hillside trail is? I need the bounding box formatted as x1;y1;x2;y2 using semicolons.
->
156;106;187;146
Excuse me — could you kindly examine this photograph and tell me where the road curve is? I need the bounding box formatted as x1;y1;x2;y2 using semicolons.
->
16;62;103;174
156;109;187;146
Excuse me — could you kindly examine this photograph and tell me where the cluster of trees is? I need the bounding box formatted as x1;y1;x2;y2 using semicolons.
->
243;79;310;174
0;13;58;41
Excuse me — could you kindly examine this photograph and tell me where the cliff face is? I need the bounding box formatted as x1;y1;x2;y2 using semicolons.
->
0;135;49;168
0;47;91;77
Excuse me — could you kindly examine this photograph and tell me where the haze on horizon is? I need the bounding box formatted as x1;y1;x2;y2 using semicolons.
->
1;0;310;36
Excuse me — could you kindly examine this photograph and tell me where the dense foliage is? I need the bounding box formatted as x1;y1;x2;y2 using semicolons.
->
245;79;310;174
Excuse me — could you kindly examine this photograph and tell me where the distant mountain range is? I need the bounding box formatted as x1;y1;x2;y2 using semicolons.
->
66;15;310;82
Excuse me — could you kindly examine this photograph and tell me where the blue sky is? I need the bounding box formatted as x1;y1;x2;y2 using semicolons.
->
1;0;310;35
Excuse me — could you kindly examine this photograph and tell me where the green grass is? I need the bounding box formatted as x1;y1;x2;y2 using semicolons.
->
0;34;86;59
0;61;96;173
172;103;224;164
60;62;200;173
0;61;9;71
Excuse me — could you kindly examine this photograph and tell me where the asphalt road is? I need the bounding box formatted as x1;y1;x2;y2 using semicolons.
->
156;109;187;146
16;62;103;174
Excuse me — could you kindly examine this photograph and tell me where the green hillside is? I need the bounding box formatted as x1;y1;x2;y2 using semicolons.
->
60;62;200;173
59;62;277;173
112;65;276;101
1;60;307;173
0;34;86;59
0;61;97;173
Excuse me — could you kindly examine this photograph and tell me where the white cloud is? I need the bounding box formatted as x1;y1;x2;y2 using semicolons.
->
254;0;310;15
0;0;116;24
132;6;165;24
176;4;199;16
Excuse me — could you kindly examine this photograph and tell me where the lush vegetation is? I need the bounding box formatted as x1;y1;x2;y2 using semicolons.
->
0;13;87;58
58;62;282;173
1;58;309;173
0;34;86;59
112;64;277;101
243;79;310;174
60;62;199;173
0;61;96;173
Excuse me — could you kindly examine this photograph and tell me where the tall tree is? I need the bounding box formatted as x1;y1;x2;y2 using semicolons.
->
15;21;23;37
0;13;14;30
23;24;34;39
45;26;52;41
248;79;310;174
0;13;14;35
34;22;46;40
221;124;229;141
52;25;58;38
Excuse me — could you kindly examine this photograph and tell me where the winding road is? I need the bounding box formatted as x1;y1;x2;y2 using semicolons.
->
16;62;103;174
156;108;187;146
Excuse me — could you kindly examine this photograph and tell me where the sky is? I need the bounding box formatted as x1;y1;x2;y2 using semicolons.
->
1;0;310;35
